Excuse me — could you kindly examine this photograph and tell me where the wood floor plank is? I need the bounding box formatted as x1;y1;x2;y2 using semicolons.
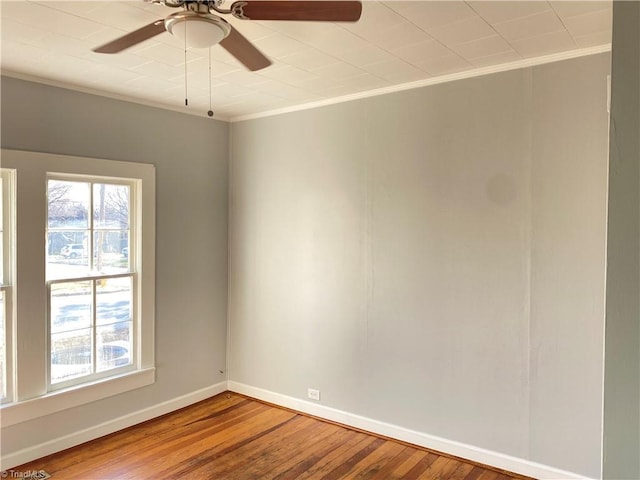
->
366;446;415;480
465;466;491;480
293;434;377;480
476;470;502;480
144;409;298;479
402;451;440;480
38;396;251;476
61;399;270;479
416;456;461;480
251;422;350;479
75;401;276;480
319;437;387;479
270;428;361;479
448;461;476;480
12;392;534;480
340;438;406;479
197;415;321;478
65;396;254;471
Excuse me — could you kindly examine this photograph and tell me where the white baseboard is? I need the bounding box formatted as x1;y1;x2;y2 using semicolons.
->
228;381;593;480
1;382;227;470
2;381;596;480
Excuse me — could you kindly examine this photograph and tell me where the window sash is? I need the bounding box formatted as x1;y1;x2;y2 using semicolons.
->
46;176;133;280
45;175;137;391
47;273;137;391
1;169;15;404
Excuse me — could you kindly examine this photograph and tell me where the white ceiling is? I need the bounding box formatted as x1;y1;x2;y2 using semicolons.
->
0;0;612;121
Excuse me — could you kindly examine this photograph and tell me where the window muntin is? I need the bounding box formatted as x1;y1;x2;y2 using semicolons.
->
47;177;135;389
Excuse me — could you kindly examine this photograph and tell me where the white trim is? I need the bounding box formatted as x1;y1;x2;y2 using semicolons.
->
599;74;612;480
230;45;611;123
3;45;610;125
0;169;16;405
0;70;232;123
0;368;155;428
0;149;156;423
228;381;595;480
0;382;227;471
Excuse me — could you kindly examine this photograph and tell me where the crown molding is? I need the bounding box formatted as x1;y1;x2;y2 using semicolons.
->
2;44;610;125
230;44;611;123
0;70;231;122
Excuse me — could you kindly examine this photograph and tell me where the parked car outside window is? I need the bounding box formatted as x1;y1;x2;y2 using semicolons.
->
60;244;86;259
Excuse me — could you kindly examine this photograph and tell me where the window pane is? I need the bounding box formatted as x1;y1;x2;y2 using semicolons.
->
97;275;132;373
96;277;132;326
47;231;89;279
93;231;129;274
94;184;129;229
97;323;131;372
51;329;92;384
48;180;89;229
50;281;92;334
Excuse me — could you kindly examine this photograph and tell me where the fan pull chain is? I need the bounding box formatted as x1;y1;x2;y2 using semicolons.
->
184;22;188;107
208;47;214;117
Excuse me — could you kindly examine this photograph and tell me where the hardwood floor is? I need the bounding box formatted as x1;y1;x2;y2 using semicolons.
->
14;392;533;480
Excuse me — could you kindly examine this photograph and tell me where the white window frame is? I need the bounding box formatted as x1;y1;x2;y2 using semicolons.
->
0;150;155;426
0;168;16;405
46;174;138;391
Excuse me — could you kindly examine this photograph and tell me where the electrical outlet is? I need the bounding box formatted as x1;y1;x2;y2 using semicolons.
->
307;388;320;401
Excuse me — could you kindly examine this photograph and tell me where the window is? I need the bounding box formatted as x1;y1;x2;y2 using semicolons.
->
0;150;155;426
0;169;15;404
47;178;134;389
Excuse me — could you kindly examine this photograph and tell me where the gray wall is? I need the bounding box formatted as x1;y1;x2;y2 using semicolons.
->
229;53;610;478
0;77;229;454
603;1;640;478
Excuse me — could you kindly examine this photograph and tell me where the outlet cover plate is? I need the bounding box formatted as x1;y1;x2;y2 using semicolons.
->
307;388;320;401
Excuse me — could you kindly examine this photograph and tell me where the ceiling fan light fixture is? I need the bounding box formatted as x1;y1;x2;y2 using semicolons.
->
165;12;231;48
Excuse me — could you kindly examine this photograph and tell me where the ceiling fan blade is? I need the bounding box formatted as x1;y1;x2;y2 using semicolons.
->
219;25;272;71
93;20;166;54
230;1;362;22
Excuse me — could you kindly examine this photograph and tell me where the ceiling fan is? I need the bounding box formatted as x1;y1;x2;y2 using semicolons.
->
93;0;363;71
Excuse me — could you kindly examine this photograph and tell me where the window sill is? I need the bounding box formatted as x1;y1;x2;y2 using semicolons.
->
0;368;155;427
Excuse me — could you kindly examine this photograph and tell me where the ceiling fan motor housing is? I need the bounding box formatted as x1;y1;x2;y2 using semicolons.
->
165;11;232;48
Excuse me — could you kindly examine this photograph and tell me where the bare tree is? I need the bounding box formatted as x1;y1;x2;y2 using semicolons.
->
105;187;129;228
47;182;75;221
